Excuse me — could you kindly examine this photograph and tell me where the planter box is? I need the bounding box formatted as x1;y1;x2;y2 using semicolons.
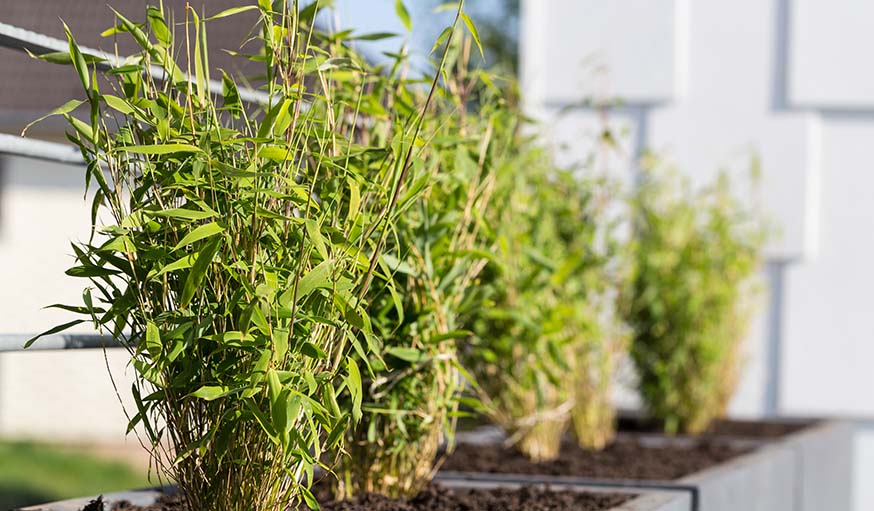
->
18;481;690;511
438;419;853;511
19;488;168;511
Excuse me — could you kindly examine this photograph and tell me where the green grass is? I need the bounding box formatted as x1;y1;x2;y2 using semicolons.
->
0;440;149;510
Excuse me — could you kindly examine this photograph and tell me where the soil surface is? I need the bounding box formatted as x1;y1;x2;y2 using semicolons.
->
103;485;629;511
441;437;750;480
616;416;814;439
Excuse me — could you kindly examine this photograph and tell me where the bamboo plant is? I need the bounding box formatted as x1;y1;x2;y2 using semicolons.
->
26;2;458;510
624;156;765;435
329;31;502;498
460;124;625;461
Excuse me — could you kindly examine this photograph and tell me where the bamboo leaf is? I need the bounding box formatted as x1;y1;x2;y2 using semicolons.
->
431;27;452;55
346;359;362;423
461;13;484;58
150;253;196;278
386;347;426;363
300;342;327;359
180;237;221;308
190;385;231;401
149;208;216;221
146;6;171;46
305;219;329;260
395;0;412;31
102;94;135;114
22;99;85;135
173;222;225;251
120;144;203;155
206;5;259;20
24;320;86;348
258;146;291;161
62;21;90;91
145;321;161;358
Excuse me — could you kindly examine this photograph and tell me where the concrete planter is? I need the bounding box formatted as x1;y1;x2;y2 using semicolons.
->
437;420;853;511
18;481;690;511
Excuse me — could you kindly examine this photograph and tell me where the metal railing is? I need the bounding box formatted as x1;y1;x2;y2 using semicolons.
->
0;21;272;105
0;333;124;352
0;21;276;351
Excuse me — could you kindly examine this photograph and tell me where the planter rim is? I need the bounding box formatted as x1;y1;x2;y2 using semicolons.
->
19;481;690;511
440;418;853;511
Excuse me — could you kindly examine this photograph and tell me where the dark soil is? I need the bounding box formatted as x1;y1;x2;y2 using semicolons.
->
442;437;750;480
320;485;628;511
616;415;814;439
105;485;629;511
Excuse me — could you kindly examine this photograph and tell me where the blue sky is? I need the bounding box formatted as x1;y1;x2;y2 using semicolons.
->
330;1;452;64
330;1;508;64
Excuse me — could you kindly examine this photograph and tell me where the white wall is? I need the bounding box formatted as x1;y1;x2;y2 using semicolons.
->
522;0;874;420
0;155;137;443
522;1;874;508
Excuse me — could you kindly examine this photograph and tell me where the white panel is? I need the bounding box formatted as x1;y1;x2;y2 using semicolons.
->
790;0;874;108
530;106;641;184
647;0;819;261
0;155;137;441
782;119;874;416
524;0;684;105
854;429;874;511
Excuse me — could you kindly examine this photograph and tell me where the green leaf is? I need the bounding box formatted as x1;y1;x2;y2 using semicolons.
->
173;222;225;251
461;13;484;58
106;64;143;75
144;321;161;358
206;5;259;20
272;327;289;362
120;144;203;155
150;253;196;278
221;70;242;113
305;219;329;260
146;6;171;46
109;8;152;51
280;260;333;305
30;51;105;66
431;27;453;55
300;486;320;511
149;208;217;221
102;95;135;114
395;0;412;31
65;266;119;278
62;22;90;91
346;359;362;423
386;347;426;363
189;385;231;401
300;342;327;359
258;146;291;162
22;99;84;135
350;32;398;41
180;237;221;308
24;320;86;348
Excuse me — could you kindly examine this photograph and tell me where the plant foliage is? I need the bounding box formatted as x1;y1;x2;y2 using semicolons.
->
625;156;766;435
461;123;625;461
26;2;459;510
331;35;501;498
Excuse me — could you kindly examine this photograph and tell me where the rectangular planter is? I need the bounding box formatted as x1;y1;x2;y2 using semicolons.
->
437;419;853;511
18;481;690;511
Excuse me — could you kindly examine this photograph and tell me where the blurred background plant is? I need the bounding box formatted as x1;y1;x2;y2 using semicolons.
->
460;108;626;460
624;155;767;435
